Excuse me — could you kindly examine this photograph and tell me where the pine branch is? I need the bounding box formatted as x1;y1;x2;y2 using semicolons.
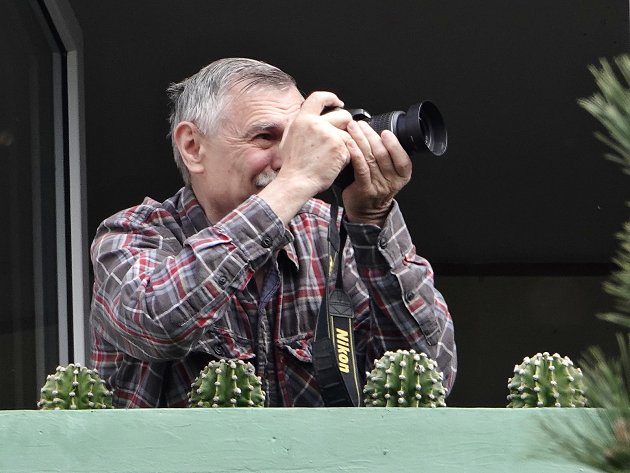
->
601;220;630;318
579;55;630;328
578;55;630;176
546;334;630;472
543;55;630;472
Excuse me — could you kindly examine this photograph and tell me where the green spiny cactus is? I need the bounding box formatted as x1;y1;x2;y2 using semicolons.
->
507;352;587;408
189;359;265;408
363;349;447;407
38;363;113;410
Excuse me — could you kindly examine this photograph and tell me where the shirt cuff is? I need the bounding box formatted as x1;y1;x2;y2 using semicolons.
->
344;200;413;268
214;194;292;270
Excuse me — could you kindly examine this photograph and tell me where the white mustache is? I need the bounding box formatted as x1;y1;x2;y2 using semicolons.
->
254;170;278;187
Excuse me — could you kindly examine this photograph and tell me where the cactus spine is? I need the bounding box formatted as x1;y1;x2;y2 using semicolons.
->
507;352;587;407
38;363;113;410
363;349;447;407
189;359;265;408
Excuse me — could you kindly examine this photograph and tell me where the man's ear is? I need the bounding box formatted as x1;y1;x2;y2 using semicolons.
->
174;121;205;174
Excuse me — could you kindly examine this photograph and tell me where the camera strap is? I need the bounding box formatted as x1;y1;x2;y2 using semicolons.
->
312;186;362;407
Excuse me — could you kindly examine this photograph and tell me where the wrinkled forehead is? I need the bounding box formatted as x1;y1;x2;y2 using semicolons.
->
220;82;304;128
227;80;303;104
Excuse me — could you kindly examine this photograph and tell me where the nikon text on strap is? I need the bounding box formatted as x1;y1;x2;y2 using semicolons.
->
312;187;362;407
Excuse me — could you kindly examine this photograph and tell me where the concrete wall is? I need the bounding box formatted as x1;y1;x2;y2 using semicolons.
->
0;408;601;472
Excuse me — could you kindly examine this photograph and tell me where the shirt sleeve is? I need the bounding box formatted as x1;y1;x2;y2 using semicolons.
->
343;200;457;394
90;195;291;362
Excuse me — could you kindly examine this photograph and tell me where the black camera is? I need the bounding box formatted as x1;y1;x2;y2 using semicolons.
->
332;101;448;189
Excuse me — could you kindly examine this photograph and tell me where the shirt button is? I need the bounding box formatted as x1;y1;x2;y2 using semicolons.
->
378;238;388;249
405;291;415;301
214;345;226;356
261;236;273;248
218;275;227;286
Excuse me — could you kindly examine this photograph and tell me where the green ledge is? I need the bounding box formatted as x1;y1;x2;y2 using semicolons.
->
0;408;599;472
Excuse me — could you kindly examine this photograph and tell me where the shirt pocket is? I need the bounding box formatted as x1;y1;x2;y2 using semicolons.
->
205;325;255;361
280;332;313;362
277;332;323;407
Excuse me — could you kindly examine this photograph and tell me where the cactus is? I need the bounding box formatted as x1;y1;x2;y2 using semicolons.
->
189;359;265;407
363;349;447;407
507;352;587;407
38;363;113;410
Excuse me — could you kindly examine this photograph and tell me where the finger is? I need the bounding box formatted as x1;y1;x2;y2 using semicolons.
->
345;124;382;188
381;130;412;178
320;125;354;164
322;108;353;129
347;120;376;167
341;131;359;168
357;121;396;176
300;91;344;115
346;138;368;179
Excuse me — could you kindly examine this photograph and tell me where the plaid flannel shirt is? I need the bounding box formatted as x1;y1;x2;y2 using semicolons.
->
90;186;456;407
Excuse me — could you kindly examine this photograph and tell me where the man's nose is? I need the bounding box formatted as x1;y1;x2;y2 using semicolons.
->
270;146;283;170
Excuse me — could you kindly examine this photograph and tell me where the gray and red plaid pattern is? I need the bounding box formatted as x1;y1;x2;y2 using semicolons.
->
90;186;456;407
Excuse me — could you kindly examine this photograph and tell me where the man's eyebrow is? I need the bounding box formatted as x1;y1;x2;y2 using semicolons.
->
246;121;282;135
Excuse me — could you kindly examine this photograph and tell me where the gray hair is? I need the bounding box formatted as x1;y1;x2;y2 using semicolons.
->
167;58;297;185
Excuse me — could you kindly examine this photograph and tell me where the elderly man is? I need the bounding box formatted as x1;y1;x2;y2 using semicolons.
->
89;58;456;407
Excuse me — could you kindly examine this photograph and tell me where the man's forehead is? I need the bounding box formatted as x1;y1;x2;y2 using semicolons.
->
216;84;303;136
226;85;303;120
228;81;303;102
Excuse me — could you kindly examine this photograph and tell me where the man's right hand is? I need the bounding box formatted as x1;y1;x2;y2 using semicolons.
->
259;91;356;224
278;91;356;195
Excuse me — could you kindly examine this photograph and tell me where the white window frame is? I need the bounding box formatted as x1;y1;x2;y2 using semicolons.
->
42;0;89;366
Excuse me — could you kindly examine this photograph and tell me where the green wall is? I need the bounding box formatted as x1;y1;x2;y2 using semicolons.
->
0;408;599;472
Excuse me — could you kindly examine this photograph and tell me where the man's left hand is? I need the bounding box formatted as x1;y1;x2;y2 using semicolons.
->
342;120;412;226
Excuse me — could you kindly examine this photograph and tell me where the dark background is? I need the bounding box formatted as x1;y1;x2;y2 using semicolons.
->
69;0;629;406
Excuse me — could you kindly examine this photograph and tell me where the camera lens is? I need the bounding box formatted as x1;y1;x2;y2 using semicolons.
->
367;101;447;156
332;101;447;189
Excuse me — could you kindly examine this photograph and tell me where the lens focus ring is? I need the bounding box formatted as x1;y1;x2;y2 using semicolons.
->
366;111;401;136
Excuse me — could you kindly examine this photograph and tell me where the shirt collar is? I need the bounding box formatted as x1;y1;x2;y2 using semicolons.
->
178;186;211;234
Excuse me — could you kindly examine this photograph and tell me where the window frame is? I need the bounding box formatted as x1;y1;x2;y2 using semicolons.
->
42;0;89;367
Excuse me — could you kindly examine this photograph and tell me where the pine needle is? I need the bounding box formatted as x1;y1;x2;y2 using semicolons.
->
543;54;630;472
579;55;630;329
546;334;630;472
578;56;630;178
